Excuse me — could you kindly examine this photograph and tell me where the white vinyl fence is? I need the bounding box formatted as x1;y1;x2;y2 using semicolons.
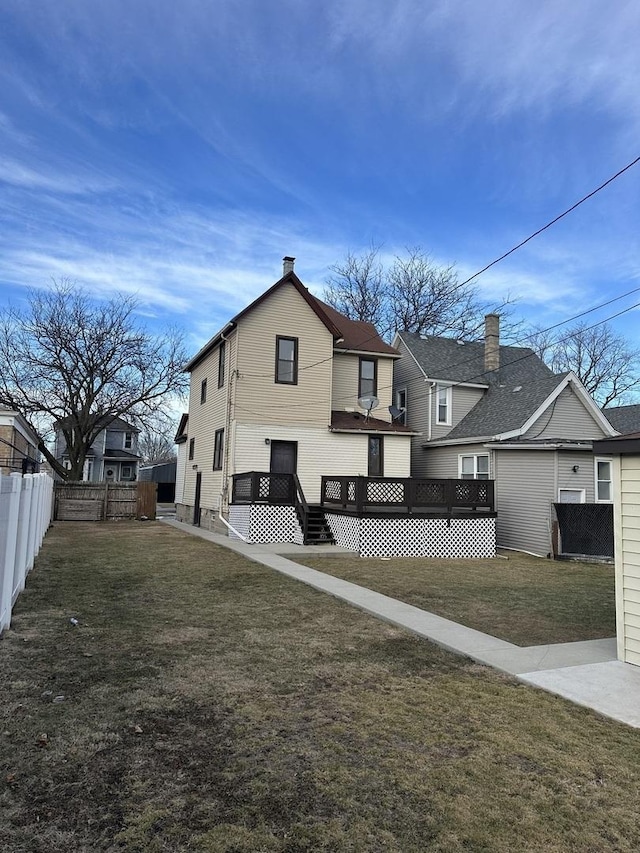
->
0;473;53;633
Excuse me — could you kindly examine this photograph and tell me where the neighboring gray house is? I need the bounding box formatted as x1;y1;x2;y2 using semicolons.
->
393;315;618;556
602;404;640;436
54;416;141;481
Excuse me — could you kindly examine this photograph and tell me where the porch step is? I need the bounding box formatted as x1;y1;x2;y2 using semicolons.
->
303;505;335;545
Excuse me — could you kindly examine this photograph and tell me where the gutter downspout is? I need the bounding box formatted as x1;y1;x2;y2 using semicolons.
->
218;501;248;542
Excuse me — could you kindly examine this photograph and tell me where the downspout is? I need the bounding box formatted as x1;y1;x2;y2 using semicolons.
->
218;500;247;542
427;381;436;441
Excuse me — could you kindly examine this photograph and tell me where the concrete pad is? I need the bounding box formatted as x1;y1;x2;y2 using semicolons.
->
519;661;640;728
478;638;617;676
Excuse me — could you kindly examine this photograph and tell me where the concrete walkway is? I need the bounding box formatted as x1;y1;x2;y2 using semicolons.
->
162;519;640;728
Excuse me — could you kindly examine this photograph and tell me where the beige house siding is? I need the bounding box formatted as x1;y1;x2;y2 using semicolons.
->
332;353;393;420
522;387;608;440
182;331;237;512
175;442;187;506
233;424;410;503
234;282;333;426
494;450;556;556
614;455;640;665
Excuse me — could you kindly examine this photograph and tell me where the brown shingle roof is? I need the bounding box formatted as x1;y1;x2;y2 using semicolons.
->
186;271;397;370
330;410;415;434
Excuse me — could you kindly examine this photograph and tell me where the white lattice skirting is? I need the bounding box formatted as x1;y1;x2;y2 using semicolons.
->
326;513;496;558
228;505;304;545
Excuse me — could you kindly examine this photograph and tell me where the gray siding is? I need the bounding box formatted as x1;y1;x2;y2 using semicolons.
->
430;385;485;441
523;387;608;440
494;450;556;556
557;450;599;502
416;443;491;479
393;339;429;473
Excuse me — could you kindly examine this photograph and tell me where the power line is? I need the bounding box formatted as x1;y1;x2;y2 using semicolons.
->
456;155;640;290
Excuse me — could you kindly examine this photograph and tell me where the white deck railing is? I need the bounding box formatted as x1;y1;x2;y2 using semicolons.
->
0;473;54;632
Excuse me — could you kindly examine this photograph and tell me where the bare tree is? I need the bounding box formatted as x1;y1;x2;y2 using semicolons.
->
538;321;640;408
138;416;179;464
324;245;386;328
324;245;518;340
0;280;189;480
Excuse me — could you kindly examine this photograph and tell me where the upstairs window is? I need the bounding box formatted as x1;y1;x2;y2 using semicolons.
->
460;454;489;480
189;437;195;460
200;377;207;404
218;341;226;388
436;384;451;425
124;431;133;449
359;358;377;398
275;336;298;384
595;458;612;502
213;428;224;470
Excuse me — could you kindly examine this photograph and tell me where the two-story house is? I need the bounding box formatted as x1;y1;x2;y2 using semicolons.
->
54;416;141;481
176;258;414;531
393;315;618;557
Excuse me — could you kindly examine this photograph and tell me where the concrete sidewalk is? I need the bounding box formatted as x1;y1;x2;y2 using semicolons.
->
162;519;640;728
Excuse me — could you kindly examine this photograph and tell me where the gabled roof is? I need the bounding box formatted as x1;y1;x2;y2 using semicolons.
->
55;415;139;433
442;373;569;441
330;410;416;435
602;404;640;435
425;371;617;445
174;413;188;444
186;271;398;371
396;330;553;385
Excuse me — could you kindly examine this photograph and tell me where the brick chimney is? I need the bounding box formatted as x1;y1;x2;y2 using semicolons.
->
283;256;295;275
484;313;500;373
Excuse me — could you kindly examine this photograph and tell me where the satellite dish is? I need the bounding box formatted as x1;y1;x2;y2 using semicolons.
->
388;405;405;421
358;395;379;420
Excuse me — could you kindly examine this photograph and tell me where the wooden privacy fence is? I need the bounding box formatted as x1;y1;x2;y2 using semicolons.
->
54;481;157;521
0;472;54;633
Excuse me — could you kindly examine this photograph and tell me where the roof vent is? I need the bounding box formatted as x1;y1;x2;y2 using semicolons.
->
513;385;522;393
283;256;295;275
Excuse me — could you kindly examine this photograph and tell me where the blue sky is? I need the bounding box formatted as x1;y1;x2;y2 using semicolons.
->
1;0;639;357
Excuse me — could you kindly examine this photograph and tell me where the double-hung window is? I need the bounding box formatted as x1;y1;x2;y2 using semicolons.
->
459;454;489;480
124;431;133;449
359;358;377;398
213;428;224;470
200;378;207;404
189;438;195;460
436;384;451;425
275;336;298;384
595;458;612;502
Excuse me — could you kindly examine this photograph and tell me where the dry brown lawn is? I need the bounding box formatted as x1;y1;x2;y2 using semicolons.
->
292;551;615;646
1;522;638;852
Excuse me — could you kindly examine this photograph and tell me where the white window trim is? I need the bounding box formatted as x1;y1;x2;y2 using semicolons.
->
123;431;133;450
458;453;490;480
558;488;586;503
594;457;613;503
436;383;452;426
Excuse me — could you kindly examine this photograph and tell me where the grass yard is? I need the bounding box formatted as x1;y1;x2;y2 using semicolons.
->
292;552;616;646
1;522;638;852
